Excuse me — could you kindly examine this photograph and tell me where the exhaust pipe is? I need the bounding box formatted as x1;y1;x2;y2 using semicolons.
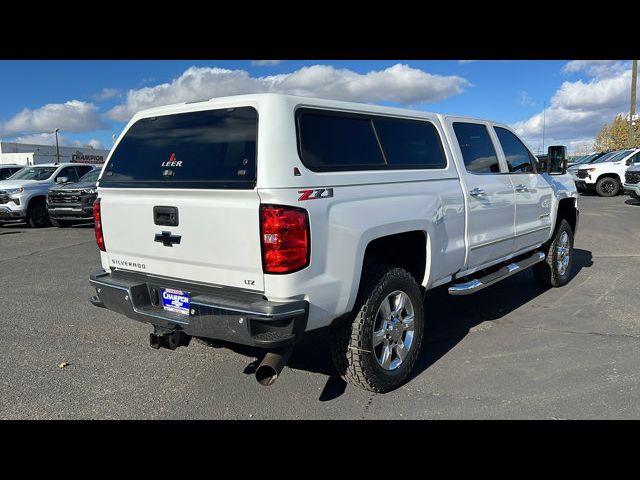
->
255;347;293;386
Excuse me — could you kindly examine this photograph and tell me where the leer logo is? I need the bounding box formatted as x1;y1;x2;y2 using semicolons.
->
161;152;182;168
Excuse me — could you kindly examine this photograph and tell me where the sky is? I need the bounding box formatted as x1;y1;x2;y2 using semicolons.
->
0;60;635;155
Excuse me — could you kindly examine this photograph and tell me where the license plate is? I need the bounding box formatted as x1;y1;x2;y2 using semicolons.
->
160;288;190;316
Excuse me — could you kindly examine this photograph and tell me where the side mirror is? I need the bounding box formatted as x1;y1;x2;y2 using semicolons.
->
547;145;567;174
56;176;69;184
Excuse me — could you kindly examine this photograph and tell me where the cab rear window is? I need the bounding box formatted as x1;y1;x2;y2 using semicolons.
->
100;107;258;189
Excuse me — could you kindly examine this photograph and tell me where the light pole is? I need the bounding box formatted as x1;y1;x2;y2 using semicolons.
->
54;128;60;164
630;60;637;148
542;101;546;154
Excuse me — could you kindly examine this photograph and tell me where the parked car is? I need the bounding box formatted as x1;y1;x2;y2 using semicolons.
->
567;151;608;174
574;148;640;196
623;163;640;200
87;94;578;392
0;163;96;227
47;167;101;227
0;164;24;180
567;152;606;168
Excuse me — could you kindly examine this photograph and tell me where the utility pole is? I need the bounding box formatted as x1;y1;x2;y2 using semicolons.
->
54;128;60;164
542;101;546;153
630;60;638;148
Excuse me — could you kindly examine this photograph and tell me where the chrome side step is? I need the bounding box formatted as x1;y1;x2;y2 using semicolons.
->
448;252;546;296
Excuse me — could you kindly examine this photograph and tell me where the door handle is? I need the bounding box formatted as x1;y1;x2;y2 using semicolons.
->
154;206;179;226
469;188;486;197
515;184;529;193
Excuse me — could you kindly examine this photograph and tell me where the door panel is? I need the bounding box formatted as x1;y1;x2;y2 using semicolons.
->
509;174;553;251
449;121;516;269
492;126;552;252
465;174;516;267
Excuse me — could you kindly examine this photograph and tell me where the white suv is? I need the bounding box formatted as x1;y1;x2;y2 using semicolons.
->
574;148;640;196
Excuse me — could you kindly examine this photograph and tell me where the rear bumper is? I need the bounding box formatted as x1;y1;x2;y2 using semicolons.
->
89;269;308;348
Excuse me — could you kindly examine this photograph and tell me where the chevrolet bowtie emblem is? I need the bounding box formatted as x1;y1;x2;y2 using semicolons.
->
155;231;181;247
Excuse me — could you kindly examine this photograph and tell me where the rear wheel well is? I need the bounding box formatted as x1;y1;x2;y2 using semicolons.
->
557;198;577;233
361;231;427;285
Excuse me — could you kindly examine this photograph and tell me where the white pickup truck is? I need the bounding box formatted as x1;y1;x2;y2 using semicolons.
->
88;94;578;392
573;148;640;196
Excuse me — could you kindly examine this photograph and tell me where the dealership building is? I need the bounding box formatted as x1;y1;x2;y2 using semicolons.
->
0;141;109;166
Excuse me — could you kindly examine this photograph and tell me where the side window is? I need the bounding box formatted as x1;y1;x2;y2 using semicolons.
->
627;152;640;165
56;167;78;183
494;127;537;173
373;118;446;169
75;166;93;178
298;112;386;170
452;122;501;174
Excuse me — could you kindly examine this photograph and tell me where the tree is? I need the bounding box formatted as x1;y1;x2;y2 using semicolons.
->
594;114;640;151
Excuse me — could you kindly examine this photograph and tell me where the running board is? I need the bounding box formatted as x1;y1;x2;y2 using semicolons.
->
448;252;546;296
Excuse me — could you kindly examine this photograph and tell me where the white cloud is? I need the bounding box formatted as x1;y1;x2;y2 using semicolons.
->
517;91;536;107
1;100;107;135
512;63;634;148
92;87;121;101
251;60;283;66
562;60;630;79
107;64;471;121
458;60;477;64
85;139;104;149
11;132;104;149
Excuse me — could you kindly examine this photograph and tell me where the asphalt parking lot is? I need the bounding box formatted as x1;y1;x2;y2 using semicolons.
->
1;194;639;419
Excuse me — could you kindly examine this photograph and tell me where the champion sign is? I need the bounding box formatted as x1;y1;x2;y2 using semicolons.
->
71;150;105;164
161;288;190;315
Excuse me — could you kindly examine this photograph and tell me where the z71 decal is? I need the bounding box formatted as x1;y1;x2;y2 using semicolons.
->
298;188;334;201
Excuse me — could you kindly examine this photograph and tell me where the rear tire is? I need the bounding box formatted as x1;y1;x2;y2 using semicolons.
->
330;265;424;393
26;199;50;228
595;177;620;197
50;219;72;228
533;219;574;288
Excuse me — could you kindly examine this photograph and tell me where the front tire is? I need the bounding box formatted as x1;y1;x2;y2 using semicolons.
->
26;199;50;228
330;266;424;393
595;177;620;197
533;219;574;288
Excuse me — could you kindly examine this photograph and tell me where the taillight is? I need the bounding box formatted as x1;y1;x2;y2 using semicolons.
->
93;198;105;251
260;205;310;274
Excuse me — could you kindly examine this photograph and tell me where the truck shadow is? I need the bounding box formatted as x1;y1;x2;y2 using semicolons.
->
231;248;593;401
